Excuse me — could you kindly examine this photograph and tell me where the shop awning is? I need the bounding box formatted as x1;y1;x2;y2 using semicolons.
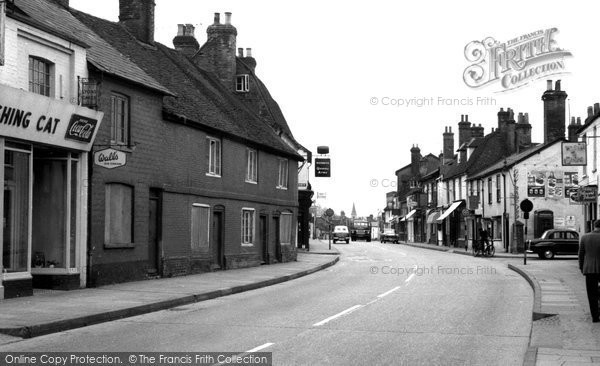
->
437;201;462;221
400;209;417;221
426;211;441;224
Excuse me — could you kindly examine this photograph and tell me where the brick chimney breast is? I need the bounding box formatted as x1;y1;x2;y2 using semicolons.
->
443;126;455;165
542;79;568;144
197;11;238;90
173;24;200;57
119;0;155;44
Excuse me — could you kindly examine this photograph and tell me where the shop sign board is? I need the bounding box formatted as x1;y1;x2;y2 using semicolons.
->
315;158;331;177
94;148;127;169
0;84;103;151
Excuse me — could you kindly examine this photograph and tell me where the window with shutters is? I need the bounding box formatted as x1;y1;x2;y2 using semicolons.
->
105;183;133;246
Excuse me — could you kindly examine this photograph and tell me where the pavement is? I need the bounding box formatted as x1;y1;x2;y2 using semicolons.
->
394;240;600;366
0;239;339;341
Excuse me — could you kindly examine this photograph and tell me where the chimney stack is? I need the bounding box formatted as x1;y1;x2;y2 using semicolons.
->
515;111;532;151
196;11;238;91
497;107;510;130
443;126;455;165
240;47;256;71
119;0;155;44
542;79;567;144
410;144;421;177
568;116;579;142
173;24;200;57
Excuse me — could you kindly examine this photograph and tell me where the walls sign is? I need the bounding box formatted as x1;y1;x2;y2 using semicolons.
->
94;148;127;169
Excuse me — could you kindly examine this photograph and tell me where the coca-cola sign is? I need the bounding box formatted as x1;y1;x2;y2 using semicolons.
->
65;114;98;143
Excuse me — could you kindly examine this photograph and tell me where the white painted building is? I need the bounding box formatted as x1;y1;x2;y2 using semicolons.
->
469;139;583;252
0;0;103;298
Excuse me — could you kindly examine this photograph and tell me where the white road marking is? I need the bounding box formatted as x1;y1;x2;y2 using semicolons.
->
377;286;401;298
246;342;274;352
313;305;363;327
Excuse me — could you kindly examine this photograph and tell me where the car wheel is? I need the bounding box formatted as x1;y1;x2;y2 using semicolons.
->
543;249;555;259
367;238;371;242
345;239;349;244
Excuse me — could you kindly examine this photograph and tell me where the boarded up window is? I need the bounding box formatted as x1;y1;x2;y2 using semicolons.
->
105;184;133;245
280;213;293;245
191;204;210;251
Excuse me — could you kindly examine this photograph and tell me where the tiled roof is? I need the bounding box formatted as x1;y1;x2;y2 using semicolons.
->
14;0;172;96
468;142;549;180
443;132;511;180
71;9;302;160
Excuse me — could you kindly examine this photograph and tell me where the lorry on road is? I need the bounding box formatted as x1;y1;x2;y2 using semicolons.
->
351;220;371;242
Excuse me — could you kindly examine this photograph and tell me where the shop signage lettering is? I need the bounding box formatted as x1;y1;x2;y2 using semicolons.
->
94;148;127;169
0;84;103;151
0;105;62;134
65;114;97;142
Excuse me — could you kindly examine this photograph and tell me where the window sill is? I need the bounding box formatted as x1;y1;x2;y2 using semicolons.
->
241;243;254;247
245;180;258;184
109;142;133;152
104;242;135;249
276;186;288;190
206;173;221;178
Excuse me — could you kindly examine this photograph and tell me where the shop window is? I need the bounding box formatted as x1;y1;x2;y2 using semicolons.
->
110;93;130;146
207;137;221;177
191;204;209;251
28;56;52;97
3;148;30;273
246;148;257;183
105;183;133;246
241;208;255;245
280;212;293;245
496;174;501;203
277;159;288;189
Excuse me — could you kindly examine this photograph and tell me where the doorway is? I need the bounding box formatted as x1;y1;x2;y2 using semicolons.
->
211;209;224;269
148;189;161;277
273;216;281;262
259;215;268;264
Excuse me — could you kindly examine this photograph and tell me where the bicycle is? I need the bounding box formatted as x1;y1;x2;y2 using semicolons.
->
482;241;495;257
472;240;483;257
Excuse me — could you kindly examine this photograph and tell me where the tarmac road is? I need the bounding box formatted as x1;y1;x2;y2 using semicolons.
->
0;241;533;365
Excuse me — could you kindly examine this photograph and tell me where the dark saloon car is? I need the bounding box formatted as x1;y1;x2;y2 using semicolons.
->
528;229;579;259
332;225;350;244
380;229;399;244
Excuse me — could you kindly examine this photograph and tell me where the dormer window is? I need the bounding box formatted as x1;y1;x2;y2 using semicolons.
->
236;74;249;92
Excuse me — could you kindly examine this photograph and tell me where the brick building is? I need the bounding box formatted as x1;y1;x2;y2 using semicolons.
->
70;2;305;286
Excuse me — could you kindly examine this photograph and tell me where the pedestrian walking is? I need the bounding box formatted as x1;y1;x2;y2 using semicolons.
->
578;220;600;323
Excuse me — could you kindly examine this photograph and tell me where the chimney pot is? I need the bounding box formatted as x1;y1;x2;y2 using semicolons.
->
461;114;464;122
238;48;244;57
465;115;469;122
547;80;553;90
555;80;561;91
577;117;582;125
595;103;600;115
246;47;252;57
525;113;529;123
214;12;220;24
571;116;576;125
177;24;185;36
224;12;232;25
588;106;594;117
449;127;452;133
185;24;195;36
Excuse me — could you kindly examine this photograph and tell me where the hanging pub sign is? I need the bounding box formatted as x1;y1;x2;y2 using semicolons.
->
94;148;127;169
0;84;103;151
561;142;587;166
315;158;331;177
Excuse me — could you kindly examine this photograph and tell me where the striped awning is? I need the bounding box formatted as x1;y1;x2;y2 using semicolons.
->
437;201;462;221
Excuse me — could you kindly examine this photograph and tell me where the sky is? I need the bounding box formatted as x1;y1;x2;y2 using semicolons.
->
70;0;600;218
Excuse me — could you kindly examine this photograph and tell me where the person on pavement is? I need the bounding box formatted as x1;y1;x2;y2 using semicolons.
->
578;220;600;323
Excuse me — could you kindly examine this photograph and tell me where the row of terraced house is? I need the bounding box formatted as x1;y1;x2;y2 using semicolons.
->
383;80;600;254
0;0;313;299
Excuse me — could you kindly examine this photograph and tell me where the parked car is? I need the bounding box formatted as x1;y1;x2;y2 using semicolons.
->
528;229;579;259
380;229;399;244
332;225;350;244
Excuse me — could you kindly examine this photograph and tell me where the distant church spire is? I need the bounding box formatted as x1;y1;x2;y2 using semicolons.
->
351;203;357;219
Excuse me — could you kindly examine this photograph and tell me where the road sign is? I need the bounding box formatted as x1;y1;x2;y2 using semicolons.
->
520;199;533;213
325;208;334;217
315;158;331;177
